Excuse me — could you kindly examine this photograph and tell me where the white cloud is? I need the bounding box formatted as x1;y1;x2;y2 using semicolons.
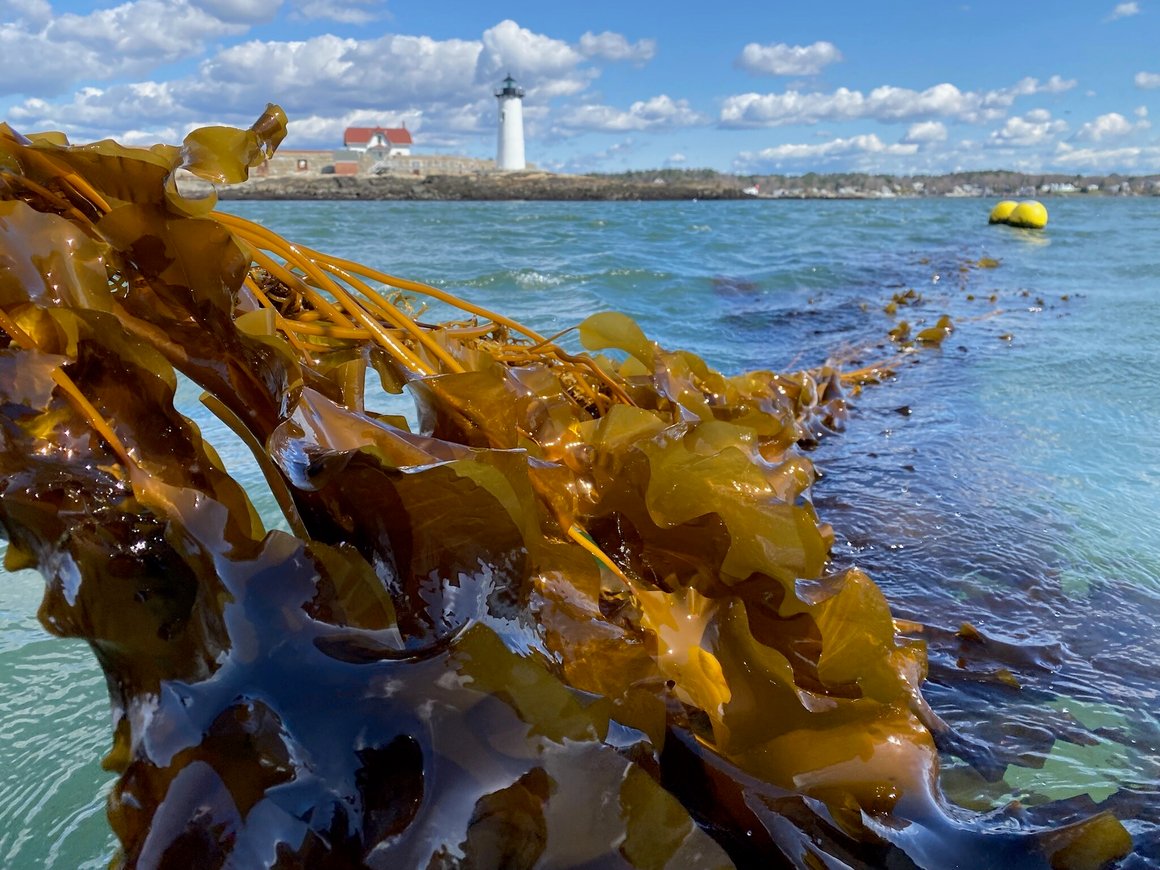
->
1135;71;1160;88
191;0;283;23
555;95;704;133
291;0;385;24
736;133;918;169
476;19;587;95
48;1;244;62
1054;141;1160;168
1077;112;1131;140
1075;111;1151;141
903;120;948;143
191;32;484;113
9;82;191;138
577;31;656;64
735;41;843;76
5;29;490;140
0;0;250;97
1026;74;1077;94
1136;105;1149;117
4;19;655;151
666;152;687;165
988;111;1068;146
720;76;1075;127
1107;2;1140;20
3;0;52;25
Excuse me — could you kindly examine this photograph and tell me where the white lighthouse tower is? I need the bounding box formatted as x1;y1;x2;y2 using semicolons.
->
495;74;526;171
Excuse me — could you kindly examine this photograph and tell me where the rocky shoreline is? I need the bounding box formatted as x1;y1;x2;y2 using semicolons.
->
193;169;1160;202
208;172;749;202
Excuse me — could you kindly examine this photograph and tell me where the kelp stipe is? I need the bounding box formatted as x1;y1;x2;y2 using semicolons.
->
0;107;1131;868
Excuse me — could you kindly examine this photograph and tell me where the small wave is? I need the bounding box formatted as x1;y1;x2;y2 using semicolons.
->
514;270;566;289
456;270;568;290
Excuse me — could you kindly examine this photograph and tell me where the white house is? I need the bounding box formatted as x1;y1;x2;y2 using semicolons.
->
343;126;413;156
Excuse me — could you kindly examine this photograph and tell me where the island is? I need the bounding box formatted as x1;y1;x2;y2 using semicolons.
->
196;168;1160;202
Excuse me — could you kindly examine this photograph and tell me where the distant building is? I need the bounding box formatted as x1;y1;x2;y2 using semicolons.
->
343;126;413;156
332;149;362;176
252;149;332;176
495;75;526;171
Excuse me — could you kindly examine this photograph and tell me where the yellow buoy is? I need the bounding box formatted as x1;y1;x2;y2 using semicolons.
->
988;200;1018;224
1005;200;1048;229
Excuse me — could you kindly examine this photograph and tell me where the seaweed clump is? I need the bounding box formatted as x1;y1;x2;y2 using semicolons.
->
0;106;1131;868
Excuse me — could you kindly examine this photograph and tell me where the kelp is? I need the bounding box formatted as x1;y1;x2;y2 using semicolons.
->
0;107;1132;869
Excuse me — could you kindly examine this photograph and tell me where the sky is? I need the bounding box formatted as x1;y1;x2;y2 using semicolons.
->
2;0;1159;175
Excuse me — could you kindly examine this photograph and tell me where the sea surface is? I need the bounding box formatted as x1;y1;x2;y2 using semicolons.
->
1;196;1158;866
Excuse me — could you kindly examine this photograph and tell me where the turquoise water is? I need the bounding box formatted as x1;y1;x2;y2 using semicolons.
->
1;197;1158;865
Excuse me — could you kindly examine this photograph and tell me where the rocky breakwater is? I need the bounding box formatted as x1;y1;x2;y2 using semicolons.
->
202;171;749;202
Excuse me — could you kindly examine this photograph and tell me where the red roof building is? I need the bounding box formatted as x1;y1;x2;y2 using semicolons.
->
343;126;413;155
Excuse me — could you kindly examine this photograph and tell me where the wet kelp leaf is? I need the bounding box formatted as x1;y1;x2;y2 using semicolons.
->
180;104;288;185
916;314;955;345
0;111;1133;869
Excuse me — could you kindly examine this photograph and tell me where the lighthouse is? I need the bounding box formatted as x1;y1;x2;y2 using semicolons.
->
495;74;526;171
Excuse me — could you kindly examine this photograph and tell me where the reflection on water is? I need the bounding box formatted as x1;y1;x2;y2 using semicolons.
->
2;197;1158;863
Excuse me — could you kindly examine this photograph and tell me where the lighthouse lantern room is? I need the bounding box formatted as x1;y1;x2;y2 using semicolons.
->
495;75;526;171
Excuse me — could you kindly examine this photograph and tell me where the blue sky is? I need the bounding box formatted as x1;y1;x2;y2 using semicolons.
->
2;0;1158;174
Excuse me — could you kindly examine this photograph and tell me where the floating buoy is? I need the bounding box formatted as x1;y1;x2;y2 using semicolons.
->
988;200;1018;224
991;199;1048;229
1006;200;1048;229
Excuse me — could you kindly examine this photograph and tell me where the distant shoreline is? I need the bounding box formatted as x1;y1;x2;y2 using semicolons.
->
203;170;1160;202
209;174;749;202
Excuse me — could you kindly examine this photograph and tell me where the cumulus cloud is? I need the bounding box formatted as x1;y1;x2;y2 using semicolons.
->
665;152;687;165
720;76;1075;127
9;82;195;139
1106;2;1140;20
735;41;842;76
903;120;948;143
4;0;52;25
1136;71;1160;88
1076;111;1150;140
6;28;487;140
555;95;704;133
0;0;252;98
1031;77;1077;98
578;31;656;64
476;19;588;96
4;18;666;151
988;110;1068;146
736;133;917;169
1055;141;1160;169
46;2;243;61
189;32;483;114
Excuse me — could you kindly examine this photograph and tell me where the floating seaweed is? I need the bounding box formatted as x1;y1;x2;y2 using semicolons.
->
0;107;1132;868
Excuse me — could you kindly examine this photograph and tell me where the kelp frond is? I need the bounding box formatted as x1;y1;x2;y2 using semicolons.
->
0;107;1130;869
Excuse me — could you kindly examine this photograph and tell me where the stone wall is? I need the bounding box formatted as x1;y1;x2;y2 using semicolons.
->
258;149;496;178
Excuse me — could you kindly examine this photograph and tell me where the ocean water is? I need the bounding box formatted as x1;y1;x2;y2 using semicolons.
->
1;196;1158;865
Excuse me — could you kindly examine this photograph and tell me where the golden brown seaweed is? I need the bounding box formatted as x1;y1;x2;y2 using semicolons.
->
0;107;1130;868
